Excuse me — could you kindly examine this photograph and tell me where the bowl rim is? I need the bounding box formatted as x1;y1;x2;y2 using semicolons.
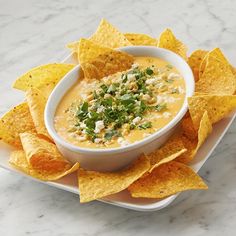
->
45;46;194;154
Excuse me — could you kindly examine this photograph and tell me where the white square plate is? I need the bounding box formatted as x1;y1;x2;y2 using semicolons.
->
0;52;235;211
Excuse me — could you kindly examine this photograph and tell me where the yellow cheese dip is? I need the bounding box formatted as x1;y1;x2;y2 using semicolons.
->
54;57;185;149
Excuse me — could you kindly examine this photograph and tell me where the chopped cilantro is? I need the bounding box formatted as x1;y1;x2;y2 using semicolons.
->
104;129;120;140
139;122;152;129
146;67;153;75
155;103;167;111
71;65;174;143
100;84;108;93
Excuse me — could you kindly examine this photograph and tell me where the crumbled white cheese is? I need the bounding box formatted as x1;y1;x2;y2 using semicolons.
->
163;112;171;118
94;138;102;144
156;95;178;103
80;123;86;129
80;93;88;100
54;116;63;122
168;73;181;80
132;116;141;125
127;73;136;81
142;94;151;100
150;114;162;119
153;76;162;80
104;94;111;99
117;137;130;147
94;120;105;134
178;86;185;94
166;96;176;103
78;136;87;141
156;95;164;103
97;105;105;113
145;78;156;85
132;63;139;69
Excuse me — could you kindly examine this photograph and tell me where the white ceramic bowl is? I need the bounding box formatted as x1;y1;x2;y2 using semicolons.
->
45;46;194;171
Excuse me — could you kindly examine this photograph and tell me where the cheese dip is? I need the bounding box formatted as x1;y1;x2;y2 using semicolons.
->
54;57;186;149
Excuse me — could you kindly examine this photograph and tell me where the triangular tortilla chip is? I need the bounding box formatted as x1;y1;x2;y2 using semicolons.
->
124;33;157;46
67;19;131;51
188;95;236;129
0;103;36;148
78;155;150;203
20;132;71;173
9;150;79;181
188;49;208;81
78;39;134;79
181;113;198;140
146;136;186;172
157;29;187;60
128;161;208;199
13;63;75;92
196;51;236;95
199;48;228;78
176;111;212;163
26;88;51;141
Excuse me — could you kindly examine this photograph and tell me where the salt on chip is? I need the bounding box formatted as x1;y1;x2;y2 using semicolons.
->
146;136;186;172
176;111;212;163
196;51;236;95
13;63;75;92
188;95;236;130
67;19;131;51
78;38;134;79
26;88;51;141
128;161;208;199
157;29;187;60
9;150;79;181
188;49;208;81
0;103;36;148
124;33;157;46
20;132;71;174
78;155;150;203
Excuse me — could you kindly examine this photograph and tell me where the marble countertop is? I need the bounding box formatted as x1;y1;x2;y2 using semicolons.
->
0;0;236;235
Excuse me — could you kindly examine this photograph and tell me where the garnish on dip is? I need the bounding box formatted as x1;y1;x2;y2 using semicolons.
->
56;58;185;148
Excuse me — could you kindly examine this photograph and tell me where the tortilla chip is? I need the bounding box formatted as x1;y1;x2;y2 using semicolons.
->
78;38;134;79
67;19;131;51
188;95;236;130
20;132;71;174
13;63;75;92
181;114;198;140
128;161;208;199
124;33;157;46
196;111;212;150
196;51;236;95
146;136;186;172
26;88;51;140
78;155;150;203
9;150;79;181
175;134;197;164
157;29;187;60
0;103;36;148
188;50;208;81
176;111;212;163
199;48;228;78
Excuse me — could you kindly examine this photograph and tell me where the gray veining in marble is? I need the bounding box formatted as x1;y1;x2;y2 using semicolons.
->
0;0;236;235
